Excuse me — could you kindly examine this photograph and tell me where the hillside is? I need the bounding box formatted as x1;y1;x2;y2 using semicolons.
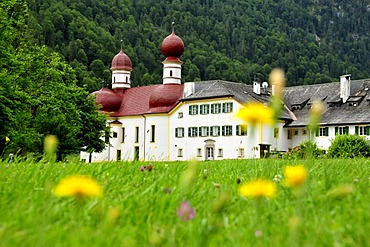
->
28;0;370;91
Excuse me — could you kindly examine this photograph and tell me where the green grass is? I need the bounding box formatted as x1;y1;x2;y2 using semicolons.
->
0;158;369;246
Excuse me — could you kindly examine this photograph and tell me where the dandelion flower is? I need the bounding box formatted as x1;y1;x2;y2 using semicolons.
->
235;102;274;126
283;165;307;188
177;201;195;221
239;179;277;199
53;175;103;198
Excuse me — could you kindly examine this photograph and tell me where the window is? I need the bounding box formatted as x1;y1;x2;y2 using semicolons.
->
175;127;185;138
317;127;329;137
170;70;173;77
287;129;292;139
150;125;155;142
112;132;118;138
302;129;307;135
236;125;248;136
135;126;139;143
189;105;199;115
199;126;209;137
294;130;299;136
188;127;198;137
197;148;202;157
210;126;220;137
356;126;370;136
178;148;183;157
105;131;110;143
200;104;210;115
218;148;223;157
222;102;233;113
211;103;222;114
116;150;121;161
222;125;233;136
178;112;183;118
335;126;349;135
238;148;245;158
274;128;279;138
122;127;125;142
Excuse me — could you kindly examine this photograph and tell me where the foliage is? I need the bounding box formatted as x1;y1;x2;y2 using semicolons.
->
285;140;323;159
0;158;369;246
0;0;108;159
27;0;370;91
327;134;370;158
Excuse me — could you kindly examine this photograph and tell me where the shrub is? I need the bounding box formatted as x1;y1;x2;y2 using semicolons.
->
285;140;323;159
327;134;370;158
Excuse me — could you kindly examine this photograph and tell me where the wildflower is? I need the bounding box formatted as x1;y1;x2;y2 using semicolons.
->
273;174;283;182
53;175;103;198
177;201;195;221
353;178;359;183
327;184;354;199
239;179;277;199
212;182;221;188
308;100;325;135
283;165;307;188
269;68;286;122
140;166;146;172
255;230;263;237
5;136;10;142
107;207;121;223
235;102;274;127
147;163;153;172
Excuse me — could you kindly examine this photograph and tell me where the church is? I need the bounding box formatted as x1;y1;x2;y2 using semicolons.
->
80;30;370;162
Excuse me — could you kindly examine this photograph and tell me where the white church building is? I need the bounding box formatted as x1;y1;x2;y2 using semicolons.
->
80;30;370;162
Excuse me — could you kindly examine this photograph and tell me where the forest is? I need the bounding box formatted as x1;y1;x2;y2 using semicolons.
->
27;0;370;91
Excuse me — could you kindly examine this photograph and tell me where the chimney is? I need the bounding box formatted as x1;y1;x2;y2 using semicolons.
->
253;81;261;95
340;74;351;103
183;82;195;98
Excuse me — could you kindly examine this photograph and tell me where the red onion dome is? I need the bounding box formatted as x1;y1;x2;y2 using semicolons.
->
149;85;181;109
92;88;122;112
161;32;185;58
111;50;132;70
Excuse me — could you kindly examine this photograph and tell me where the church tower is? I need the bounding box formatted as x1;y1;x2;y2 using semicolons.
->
111;43;132;89
161;24;185;84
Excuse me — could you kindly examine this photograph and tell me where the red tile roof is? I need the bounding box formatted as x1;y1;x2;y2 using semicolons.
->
108;84;184;117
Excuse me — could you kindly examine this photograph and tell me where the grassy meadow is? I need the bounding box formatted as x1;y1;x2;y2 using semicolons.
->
0;158;369;246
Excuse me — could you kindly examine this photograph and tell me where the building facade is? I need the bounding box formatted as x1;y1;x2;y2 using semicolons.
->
80;31;370;162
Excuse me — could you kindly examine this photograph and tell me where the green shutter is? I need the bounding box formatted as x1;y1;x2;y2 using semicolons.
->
222;126;225;136
335;127;338;135
345;126;349;134
210;126;213;136
230;103;233;112
195;105;199;114
188;128;191;137
355;126;359;135
325;127;329;136
211;104;214;114
222;103;226;113
175;128;178;137
189;106;192;115
315;128;319;137
206;127;209;136
366;126;370;135
236;125;240;136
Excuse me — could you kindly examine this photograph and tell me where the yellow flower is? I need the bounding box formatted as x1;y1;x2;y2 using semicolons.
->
283;165;307;188
235;102;274;126
239;179;277;199
53;175;103;198
5;136;10;142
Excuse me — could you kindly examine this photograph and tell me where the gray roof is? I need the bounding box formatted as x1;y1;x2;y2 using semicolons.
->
182;80;292;119
283;79;370;127
182;78;370;127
